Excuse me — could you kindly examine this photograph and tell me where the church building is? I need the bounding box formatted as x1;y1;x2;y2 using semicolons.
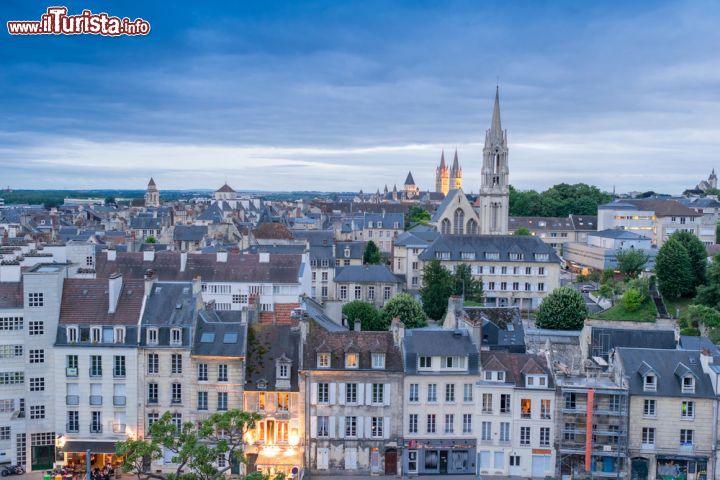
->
144;177;160;207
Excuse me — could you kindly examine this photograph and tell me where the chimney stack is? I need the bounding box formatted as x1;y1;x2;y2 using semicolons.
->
143;248;155;262
259;252;270;263
192;276;202;296
180;251;187;272
144;269;156;298
108;272;123;314
217;250;228;263
107;248;117;261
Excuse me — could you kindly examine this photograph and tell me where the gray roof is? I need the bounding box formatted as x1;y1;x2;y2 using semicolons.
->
394;229;440;247
173;225;208;242
191;310;247;357
598;199;698;217
617;348;715;399
360;212;405;229
463;307;525;353
197;203;225;223
292;230;334;246
590;327;676;360
419;234;560;263
403;328;480;374
334;265;402;283
130;216;162;230
245;324;301;391
140;282;198;347
431;189;465;222
678;335;720;356
590;229;649;240
335;241;366;259
247;244;306;255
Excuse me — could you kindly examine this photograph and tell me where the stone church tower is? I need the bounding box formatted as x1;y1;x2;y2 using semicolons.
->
449;149;462;191
144;177;160;207
477;87;509;234
435;150;450;195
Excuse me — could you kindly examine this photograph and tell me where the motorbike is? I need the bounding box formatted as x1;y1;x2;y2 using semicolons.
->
0;465;25;476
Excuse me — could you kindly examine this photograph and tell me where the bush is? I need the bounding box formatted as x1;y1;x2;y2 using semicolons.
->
621;288;644;312
342;301;384;331
535;287;589;330
380;293;427;328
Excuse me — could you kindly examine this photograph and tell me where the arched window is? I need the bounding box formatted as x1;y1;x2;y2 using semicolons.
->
441;218;451;235
466;219;478;235
453;209;465;235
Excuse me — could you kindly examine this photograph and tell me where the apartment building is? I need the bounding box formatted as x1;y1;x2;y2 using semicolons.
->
508;215;597;252
353;212;405;254
333;265;403;308
392;227;439;291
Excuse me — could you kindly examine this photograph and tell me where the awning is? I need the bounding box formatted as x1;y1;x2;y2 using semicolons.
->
63;441;117;454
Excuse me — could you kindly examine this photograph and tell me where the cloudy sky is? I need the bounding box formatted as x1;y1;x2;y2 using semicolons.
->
1;0;719;193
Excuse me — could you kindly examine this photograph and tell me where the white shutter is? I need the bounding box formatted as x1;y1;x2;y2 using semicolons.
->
365;383;373;405
339;383;346;405
383;417;390;439
357;383;365;406
339;416;346;438
310;416;317;439
311;383;318;405
329;383;337;405
383;384;391;406
362;416;370;439
328;416;336;439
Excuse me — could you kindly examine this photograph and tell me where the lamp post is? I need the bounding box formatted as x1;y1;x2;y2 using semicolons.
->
86;449;91;480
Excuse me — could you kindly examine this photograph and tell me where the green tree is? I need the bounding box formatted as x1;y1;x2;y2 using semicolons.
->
380;293;427;328
680;304;720;334
406;205;431;227
453;263;484;304
655;238;694;299
145;235;157;244
104;196;116;205
621;288;644;312
513;227;531;236
601;268;616;285
697;253;720;309
615;248;649;278
670;230;707;287
419;260;454;320
535;287;589;330
342;300;385;331
363;240;382;265
509;183;611;217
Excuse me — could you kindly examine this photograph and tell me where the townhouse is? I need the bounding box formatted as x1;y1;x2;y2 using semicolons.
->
392;227;439;291
302;319;404;476
352;212;405;254
334;265;403;308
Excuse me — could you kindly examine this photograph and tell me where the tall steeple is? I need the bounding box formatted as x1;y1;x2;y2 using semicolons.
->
489;85;503;144
435;150;450;195
449;149;462;191
478;87;509;235
144;177;160;208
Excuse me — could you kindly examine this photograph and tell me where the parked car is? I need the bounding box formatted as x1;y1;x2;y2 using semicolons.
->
580;284;595;293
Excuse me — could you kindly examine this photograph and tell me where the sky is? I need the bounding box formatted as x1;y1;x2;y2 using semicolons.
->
1;0;719;193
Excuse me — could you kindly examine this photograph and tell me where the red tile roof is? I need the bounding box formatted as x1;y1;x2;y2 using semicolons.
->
59;278;145;325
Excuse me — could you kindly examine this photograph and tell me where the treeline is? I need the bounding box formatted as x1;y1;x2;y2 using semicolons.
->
0;190;199;207
509;183;612;217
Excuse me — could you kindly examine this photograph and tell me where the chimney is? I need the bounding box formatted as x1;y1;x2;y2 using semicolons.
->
217;250;228;263
180;251;187;272
144;270;156;298
143;248;155;262
390;317;405;347
443;295;464;331
192;276;202;296
108;272;123;314
107;248;117;261
259;252;270;263
354;320;362;332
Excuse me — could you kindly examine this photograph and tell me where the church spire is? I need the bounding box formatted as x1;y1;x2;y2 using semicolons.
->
439;149;446;169
489;85;503;142
451;149;460;173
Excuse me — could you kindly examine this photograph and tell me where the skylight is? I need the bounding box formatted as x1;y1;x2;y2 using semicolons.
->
200;332;215;343
223;333;238;344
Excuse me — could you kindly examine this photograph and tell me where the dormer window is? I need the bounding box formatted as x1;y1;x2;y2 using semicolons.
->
344;248;351;258
372;353;385;370
170;328;182;346
682;375;695;394
526;374;547;388
147;328;158;345
443;356;466;369
377;221;382;228
114;327;125;344
418;356;432;370
91;326;101;343
278;364;289;379
67;326;78;343
317;353;330;369
345;353;359;369
644;374;657;392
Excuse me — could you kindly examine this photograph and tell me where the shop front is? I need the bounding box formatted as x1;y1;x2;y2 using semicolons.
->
403;439;476;476
656;456;708;480
246;445;303;479
55;441;121;473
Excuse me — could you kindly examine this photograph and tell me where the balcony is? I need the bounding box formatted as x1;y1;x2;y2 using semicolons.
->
66;367;78;377
66;423;79;433
89;368;103;378
66;395;80;406
112;423;126;434
171;397;182;405
147;397;158;405
90;424;103;434
113;396;126;406
113;370;126;379
89;395;103;406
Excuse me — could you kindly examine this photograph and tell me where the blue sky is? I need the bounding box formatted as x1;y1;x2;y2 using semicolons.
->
1;0;719;193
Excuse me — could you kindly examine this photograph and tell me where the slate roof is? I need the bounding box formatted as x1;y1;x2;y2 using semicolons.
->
245;323;301;391
590;229;649;240
480;351;554;387
403;328;480;374
419;234;560;263
617;348;715;398
197;204;225;223
130;216;162;230
216;183;236;193
95;251;303;283
192;310;247;357
0;282;23;309
509;216;577;231
590;327;676;360
335;241;366;259
334;265;402;283
678;335;720;356
247;244;306;255
405;172;416;185
463;306;525;353
431;189;465;222
675;197;720;209
59;278;145;325
598;199;699;217
360;212;405;230
173;225;208;242
394;229;440;247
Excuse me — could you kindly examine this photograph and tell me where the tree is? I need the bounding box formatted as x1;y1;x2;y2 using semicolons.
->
380;293;427;328
615;248;649;278
621;288;644;312
513;227;531;236
115;410;279;480
453;263;483;304
680;304;720;334
509;183;611;217
697;253;720;309
655;238;694;299
535;287;588;330
342;300;385;331
363;240;382;265
406;205;431;227
145;235;157;244
419;260;454;320
670;230;707;287
104;196;116;205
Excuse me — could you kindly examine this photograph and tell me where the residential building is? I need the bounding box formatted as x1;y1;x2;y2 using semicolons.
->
353;212;405;254
563;229;657;271
333;265;403;308
508;215;597;253
392;226;439;291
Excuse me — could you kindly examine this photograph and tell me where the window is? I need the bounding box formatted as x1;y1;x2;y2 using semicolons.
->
408;414;418;434
90;355;102;376
171;354;182;374
463;383;473;402
277;392;289;411
500;394;511;414
443;356;466;369
427;383;437;402
682;375;695;393
218;364;228;381
147;413;159;432
0;400;14;413
444;414;454;434
384;286;392;300
481;422;491;441
538;282;545;291
29;349;44;363
681;401;695;418
198;364;208;381
644;399;656;417
521;398;532;418
28;292;43;307
147;383;158;404
317;416;329;437
0;372;24;384
170;328;182;346
520;426;531;446
372;383;384;404
147;328;158;345
371;417;384;438
171;383;182;404
147;353;159;374
317;353;330;368
462;414;472;433
482;393;493;414
113;355;126;377
318;383;329;403
642;427;655;446
171;413;182;430
418;356;432;369
114;327;125;344
28;321;44;335
354;286;361;300
66;412;79;433
346;383;357;404
509;455;520;467
368;286;375;300
541;399;552;419
29;377;45;391
564;422;575;441
426;414;436;434
91;327;101;343
445;383;455;402
30;405;45;420
680;429;694;446
258;393;266;410
0;316;23;331
198;391;208;411
66;326;78;343
345;416;357;437
564;392;577;410
345;353;358;369
540;427;551;446
500;422;510;442
372;353;385;369
339;286;347;300
217;392;228;411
